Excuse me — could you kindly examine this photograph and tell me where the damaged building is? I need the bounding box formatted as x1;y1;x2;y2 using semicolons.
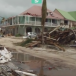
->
0;5;76;36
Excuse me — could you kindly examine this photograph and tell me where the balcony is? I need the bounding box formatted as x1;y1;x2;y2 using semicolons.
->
26;21;35;25
0;21;59;28
25;21;58;27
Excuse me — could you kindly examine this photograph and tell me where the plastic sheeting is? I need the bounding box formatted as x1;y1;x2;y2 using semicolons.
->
0;47;12;63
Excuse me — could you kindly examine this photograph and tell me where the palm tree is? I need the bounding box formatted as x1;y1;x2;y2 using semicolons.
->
38;1;47;76
41;0;47;45
1;17;5;24
38;59;44;76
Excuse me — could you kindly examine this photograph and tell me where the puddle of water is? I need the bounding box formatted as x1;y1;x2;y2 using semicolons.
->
12;52;76;76
45;68;76;76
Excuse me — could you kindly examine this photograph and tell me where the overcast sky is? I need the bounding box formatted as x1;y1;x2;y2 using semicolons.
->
0;0;76;19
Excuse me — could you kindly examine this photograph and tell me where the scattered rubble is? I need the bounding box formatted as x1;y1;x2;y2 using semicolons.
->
26;26;76;51
0;46;12;63
26;41;41;48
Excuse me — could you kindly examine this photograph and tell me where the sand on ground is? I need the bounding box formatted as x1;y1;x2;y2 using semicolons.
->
0;37;76;68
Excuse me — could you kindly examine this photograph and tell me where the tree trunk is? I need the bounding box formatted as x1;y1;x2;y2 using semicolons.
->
38;60;44;76
42;25;45;45
39;0;47;75
41;0;47;45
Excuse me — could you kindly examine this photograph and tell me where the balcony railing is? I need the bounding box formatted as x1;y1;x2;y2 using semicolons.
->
1;21;69;28
25;21;58;27
26;21;35;25
36;21;41;25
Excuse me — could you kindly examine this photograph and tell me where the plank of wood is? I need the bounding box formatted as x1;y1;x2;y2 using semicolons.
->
53;43;65;51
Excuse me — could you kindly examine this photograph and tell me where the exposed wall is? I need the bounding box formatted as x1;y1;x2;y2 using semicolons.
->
18;25;25;35
60;20;64;24
16;25;54;36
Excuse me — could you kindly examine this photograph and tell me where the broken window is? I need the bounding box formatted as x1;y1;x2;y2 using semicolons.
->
30;17;35;21
52;19;57;24
64;20;68;25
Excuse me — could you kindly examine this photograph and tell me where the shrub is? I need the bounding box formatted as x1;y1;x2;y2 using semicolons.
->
15;34;22;37
20;38;33;46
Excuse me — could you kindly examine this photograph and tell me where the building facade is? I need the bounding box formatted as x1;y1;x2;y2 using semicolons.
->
0;5;75;36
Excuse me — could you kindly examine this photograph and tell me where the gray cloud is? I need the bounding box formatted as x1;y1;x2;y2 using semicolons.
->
0;0;76;19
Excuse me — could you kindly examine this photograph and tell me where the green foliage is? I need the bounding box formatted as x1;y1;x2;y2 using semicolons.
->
20;38;33;46
1;17;5;23
15;34;22;37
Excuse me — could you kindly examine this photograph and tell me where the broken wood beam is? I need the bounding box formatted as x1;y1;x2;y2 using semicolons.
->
53;43;65;51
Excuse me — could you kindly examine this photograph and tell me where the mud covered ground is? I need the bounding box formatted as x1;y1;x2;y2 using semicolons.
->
0;37;76;69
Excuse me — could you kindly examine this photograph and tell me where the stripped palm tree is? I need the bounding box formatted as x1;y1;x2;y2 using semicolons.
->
38;0;47;76
38;59;44;76
41;0;47;45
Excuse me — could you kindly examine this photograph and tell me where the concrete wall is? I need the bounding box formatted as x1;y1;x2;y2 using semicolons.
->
18;25;26;35
60;20;64;24
4;25;57;36
17;25;54;36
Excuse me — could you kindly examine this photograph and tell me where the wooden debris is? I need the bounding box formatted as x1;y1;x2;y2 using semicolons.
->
26;41;41;47
53;43;65;52
35;28;75;51
25;27;75;51
11;70;21;76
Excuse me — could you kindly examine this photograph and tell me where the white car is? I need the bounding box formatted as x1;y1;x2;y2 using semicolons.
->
23;32;37;39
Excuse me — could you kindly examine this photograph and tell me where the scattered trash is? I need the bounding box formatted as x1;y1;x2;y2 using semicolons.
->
0;46;12;63
15;70;37;76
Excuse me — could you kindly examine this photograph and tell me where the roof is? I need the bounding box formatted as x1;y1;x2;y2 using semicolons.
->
68;11;76;20
20;5;63;19
56;9;76;21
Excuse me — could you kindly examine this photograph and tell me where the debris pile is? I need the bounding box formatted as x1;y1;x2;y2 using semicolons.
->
26;26;76;51
26;41;41;47
0;62;37;76
36;28;75;45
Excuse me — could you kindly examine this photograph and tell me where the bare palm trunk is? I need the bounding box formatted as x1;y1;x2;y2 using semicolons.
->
42;25;45;45
41;0;47;45
38;59;44;76
39;0;47;76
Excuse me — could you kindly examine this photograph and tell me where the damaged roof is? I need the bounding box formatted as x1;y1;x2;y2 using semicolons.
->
20;5;63;19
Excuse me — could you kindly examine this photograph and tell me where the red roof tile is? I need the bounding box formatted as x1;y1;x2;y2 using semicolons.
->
20;5;63;19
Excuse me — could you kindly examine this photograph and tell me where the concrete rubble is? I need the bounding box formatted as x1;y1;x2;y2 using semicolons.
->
0;46;37;76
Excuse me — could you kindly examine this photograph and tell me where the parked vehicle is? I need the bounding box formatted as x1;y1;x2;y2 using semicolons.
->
27;32;37;38
23;32;37;39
